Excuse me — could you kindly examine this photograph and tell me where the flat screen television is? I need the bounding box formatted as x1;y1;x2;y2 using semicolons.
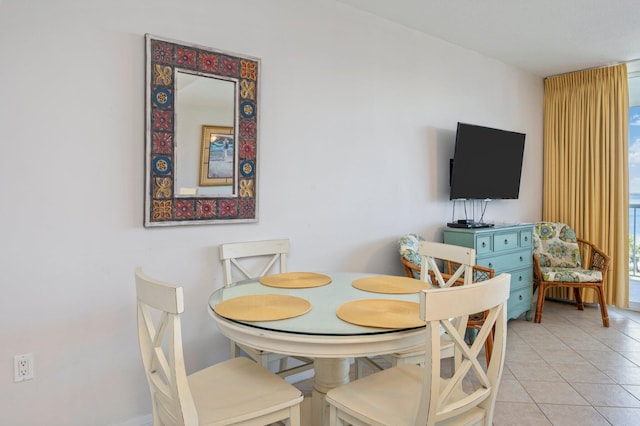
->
449;122;526;200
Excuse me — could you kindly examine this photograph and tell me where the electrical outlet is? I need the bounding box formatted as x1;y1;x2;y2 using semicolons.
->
14;353;34;382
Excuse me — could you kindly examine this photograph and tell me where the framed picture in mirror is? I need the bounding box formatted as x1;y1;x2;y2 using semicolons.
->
200;125;234;186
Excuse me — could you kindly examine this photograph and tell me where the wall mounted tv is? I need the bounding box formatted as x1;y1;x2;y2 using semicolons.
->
449;122;526;200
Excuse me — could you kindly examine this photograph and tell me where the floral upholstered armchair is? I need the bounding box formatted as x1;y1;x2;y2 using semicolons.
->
532;222;610;327
398;234;424;279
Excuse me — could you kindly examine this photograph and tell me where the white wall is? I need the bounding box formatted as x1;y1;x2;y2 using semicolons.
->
0;0;543;424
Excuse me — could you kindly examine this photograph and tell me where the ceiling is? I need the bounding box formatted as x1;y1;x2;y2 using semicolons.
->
337;0;640;78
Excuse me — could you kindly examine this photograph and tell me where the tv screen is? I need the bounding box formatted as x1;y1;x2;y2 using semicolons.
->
449;122;525;200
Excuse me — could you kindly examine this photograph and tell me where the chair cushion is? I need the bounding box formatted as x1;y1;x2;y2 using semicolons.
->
533;222;582;268
540;266;602;282
398;234;425;267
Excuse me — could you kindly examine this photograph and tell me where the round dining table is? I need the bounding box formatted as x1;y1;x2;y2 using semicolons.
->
208;271;427;426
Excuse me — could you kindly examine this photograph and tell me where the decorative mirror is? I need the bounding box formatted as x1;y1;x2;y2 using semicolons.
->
144;34;259;226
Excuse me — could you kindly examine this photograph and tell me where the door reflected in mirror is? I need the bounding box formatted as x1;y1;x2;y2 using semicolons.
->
145;34;259;226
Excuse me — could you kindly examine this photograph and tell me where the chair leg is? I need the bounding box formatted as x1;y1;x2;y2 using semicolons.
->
279;358;288;371
289;404;301;426
355;359;365;379
534;283;546;323
329;405;342;426
259;355;270;368
596;286;610;327
573;288;584;310
230;341;240;358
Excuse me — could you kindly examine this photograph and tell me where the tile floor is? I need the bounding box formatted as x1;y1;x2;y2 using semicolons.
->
293;300;640;425
493;300;640;425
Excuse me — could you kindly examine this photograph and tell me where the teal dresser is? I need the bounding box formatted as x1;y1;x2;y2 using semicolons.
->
443;224;534;321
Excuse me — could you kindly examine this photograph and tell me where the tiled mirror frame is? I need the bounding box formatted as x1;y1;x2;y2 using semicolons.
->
144;34;259;227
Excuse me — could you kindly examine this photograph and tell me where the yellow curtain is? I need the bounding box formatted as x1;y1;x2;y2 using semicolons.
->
543;64;629;307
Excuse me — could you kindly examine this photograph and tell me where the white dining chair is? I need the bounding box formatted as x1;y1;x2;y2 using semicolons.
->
419;241;475;287
219;239;314;377
135;268;303;426
356;241;476;377
327;273;510;426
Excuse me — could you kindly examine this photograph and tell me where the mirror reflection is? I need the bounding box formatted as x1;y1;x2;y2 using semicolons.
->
175;72;235;196
144;34;259;227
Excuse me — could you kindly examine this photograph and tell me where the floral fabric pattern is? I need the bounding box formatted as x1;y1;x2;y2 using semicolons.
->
398;234;425;267
533;222;582;268
540;267;602;282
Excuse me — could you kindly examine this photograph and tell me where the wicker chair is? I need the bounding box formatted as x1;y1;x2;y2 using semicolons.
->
532;222;610;327
401;256;496;363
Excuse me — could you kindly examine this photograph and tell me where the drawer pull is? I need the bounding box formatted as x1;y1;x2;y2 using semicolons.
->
481;242;486;248
524;236;529;242
519;256;523;262
488;262;493;269
504;239;508;245
519;275;523;281
519;294;523;301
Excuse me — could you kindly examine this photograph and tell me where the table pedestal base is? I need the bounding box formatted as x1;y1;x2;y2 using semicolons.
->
311;358;350;426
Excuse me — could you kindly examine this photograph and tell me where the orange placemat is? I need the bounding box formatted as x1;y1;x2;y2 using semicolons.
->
352;275;430;294
259;272;332;288
214;294;311;321
336;299;425;329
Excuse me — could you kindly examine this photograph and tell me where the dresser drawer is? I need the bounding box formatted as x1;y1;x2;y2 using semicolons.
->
443;224;534;322
520;229;533;248
475;232;520;255
476;235;492;254
508;267;533;291
477;249;532;272
493;231;519;252
508;286;533;320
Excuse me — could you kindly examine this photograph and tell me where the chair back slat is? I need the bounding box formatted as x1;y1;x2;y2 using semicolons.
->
417;273;510;425
418;241;475;287
219;239;289;286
